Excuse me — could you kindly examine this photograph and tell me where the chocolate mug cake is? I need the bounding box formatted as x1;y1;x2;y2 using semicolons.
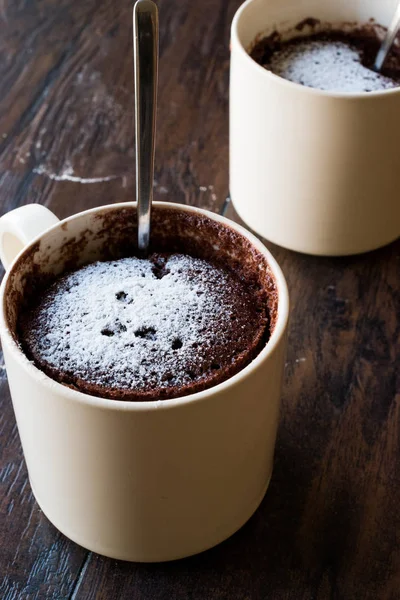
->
250;19;400;92
0;200;287;561
16;206;277;402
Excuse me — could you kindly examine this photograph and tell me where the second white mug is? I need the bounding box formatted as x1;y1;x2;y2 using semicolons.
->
230;0;400;256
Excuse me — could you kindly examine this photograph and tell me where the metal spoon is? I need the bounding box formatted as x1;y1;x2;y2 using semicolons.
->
374;3;400;72
133;0;159;252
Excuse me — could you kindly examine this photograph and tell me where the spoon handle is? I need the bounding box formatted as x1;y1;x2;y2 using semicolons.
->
133;0;159;252
374;3;400;72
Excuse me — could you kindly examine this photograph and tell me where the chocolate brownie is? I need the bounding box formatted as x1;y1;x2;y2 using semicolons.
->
19;252;269;402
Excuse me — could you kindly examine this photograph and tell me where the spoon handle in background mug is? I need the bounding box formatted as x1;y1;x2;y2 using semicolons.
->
133;0;159;253
374;2;400;71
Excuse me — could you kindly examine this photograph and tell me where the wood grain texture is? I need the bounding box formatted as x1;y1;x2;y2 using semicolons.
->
0;0;399;598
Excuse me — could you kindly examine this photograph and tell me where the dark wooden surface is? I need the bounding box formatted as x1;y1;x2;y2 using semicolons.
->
0;0;399;598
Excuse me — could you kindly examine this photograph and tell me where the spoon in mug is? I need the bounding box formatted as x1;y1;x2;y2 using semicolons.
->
133;0;159;253
374;2;400;72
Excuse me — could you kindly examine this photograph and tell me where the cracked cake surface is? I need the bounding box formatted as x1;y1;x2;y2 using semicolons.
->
19;252;270;401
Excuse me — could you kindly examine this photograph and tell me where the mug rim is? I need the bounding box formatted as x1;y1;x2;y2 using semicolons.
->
0;201;289;413
231;0;400;100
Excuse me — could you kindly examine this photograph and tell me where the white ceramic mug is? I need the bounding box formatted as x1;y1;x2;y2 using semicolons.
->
230;0;400;256
0;202;289;562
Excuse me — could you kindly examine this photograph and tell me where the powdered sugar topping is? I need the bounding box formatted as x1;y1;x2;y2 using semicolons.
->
268;40;397;92
22;255;262;395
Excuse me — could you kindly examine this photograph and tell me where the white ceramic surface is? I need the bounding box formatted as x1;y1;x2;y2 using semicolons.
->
230;0;400;256
0;202;289;562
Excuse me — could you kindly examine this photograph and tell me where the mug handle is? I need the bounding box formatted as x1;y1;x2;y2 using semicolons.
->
0;204;59;271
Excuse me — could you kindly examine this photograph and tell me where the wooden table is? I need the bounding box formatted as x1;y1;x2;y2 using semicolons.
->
1;1;399;598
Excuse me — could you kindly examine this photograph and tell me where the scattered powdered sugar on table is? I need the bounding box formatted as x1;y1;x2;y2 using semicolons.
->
23;254;258;393
268;40;397;92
